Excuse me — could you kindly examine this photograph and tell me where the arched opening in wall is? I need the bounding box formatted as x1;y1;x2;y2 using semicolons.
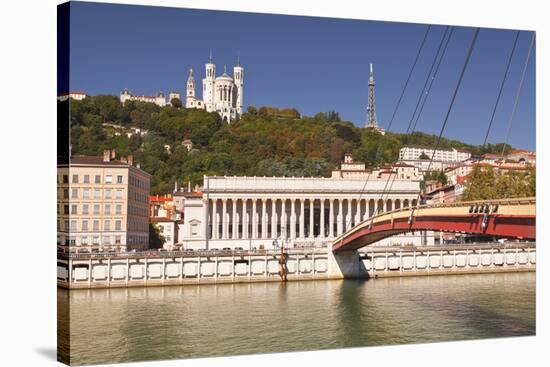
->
403;199;409;208
395;199;401;210
386;199;393;212
412;199;418;207
223;116;228;123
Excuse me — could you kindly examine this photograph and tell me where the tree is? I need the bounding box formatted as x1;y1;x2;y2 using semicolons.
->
170;97;182;108
149;223;165;249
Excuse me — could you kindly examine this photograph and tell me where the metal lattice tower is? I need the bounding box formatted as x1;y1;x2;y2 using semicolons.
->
366;63;379;129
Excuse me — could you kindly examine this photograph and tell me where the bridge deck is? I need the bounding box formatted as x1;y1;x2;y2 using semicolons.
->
333;197;535;252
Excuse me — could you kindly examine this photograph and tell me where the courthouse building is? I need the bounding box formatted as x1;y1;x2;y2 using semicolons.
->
178;159;433;250
57;150;151;252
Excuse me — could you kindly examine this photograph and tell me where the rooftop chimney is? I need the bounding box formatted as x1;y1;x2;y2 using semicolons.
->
110;149;116;159
128;155;133;166
103;150;110;163
120;156;127;164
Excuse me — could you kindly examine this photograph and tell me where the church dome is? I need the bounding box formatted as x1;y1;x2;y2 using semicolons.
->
216;66;233;82
216;73;233;82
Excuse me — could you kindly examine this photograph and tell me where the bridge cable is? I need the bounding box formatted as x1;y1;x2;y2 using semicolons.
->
466;30;521;200
339;24;432;239
406;27;481;222
377;26;453;209
500;33;535;159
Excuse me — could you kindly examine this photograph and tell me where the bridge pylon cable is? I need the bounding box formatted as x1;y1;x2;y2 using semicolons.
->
342;24;432;237
500;33;535;159
408;28;481;219
466;30;521;200
378;27;452;207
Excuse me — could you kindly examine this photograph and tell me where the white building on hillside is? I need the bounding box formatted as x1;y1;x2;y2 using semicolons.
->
57;91;86;101
120;89;167;107
399;146;471;162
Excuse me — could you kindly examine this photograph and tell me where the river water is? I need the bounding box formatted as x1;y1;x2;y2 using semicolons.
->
59;272;535;365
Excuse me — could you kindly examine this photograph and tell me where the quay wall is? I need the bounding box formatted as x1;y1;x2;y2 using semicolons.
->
57;244;535;289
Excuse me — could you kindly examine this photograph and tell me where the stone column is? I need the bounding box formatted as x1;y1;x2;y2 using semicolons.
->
290;199;296;240
329;199;334;238
281;199;287;241
212;199;218;240
242;199;248;240
231;199;237;239
337;199;343;236
309;199;314;238
262;199;268;239
271;199;277;239
221;199;228;239
320;199;325;238
299;199;305;239
252;199;257;239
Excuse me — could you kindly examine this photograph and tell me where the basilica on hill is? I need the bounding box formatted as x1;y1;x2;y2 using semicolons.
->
185;51;244;123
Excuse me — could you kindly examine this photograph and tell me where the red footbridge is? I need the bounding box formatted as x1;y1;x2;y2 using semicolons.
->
332;197;536;252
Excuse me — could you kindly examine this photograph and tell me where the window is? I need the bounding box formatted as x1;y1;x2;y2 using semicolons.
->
115;235;121;244
105;175;112;184
105;189;111;199
81;236;88;245
63;189;69;198
117;175;123;184
71;188;78;199
92;236;100;245
83;189;89;199
63;205;69;215
94;189;101;199
82;204;89;215
105;204;111;215
116;204;122;215
116;189;123;199
115;220;121;231
191;223;198;236
93;204;100;215
104;220;110;231
93;220;99;231
71;204;77;214
83;175;90;184
103;236;111;245
64;220;69;230
82;220;88;231
72;174;78;184
70;220;76;231
94;175;101;184
62;175;68;184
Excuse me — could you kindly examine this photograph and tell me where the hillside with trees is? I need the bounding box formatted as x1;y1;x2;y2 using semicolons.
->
68;95;514;194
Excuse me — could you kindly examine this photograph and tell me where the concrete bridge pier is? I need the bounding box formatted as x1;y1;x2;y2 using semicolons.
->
327;250;369;279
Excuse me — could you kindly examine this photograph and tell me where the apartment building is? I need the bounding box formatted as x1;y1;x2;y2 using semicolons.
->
57;150;151;252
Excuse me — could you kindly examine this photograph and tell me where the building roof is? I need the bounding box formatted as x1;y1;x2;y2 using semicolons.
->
65;155;151;175
57;91;86;96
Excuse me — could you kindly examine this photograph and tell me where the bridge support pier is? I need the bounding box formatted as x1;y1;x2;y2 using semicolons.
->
327;250;369;279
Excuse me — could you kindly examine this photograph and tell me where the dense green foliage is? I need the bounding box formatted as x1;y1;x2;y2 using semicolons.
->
69;95;515;194
462;165;536;201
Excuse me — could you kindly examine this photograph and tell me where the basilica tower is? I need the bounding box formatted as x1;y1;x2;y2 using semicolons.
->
186;67;196;108
233;55;244;115
203;49;216;112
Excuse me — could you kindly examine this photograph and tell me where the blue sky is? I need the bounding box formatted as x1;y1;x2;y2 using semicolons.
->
67;2;536;150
